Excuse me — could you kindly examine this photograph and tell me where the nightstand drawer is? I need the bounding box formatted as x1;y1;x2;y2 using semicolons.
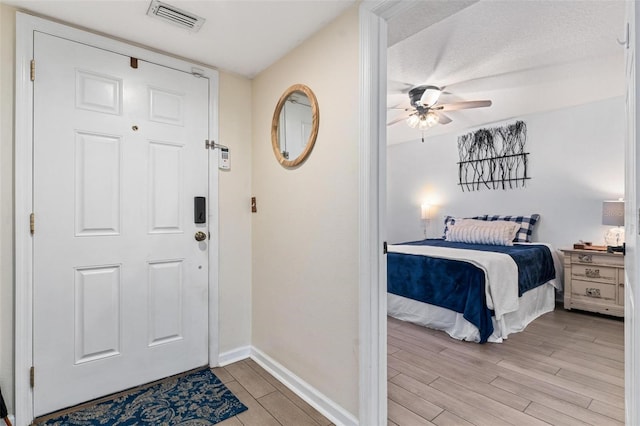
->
571;252;624;267
571;264;617;284
572;279;616;302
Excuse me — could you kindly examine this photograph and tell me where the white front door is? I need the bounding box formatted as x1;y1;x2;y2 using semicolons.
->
32;32;210;416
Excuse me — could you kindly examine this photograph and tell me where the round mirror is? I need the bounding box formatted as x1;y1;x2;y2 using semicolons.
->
271;84;319;167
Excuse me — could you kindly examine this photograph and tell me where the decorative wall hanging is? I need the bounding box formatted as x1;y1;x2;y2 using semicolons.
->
457;120;529;191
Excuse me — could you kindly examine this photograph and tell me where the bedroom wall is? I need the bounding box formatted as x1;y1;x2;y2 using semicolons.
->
387;96;625;252
0;4;254;414
251;5;360;418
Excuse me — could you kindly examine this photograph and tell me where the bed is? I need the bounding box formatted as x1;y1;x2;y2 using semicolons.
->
387;238;563;343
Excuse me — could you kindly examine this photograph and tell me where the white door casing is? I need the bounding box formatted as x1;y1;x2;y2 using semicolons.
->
358;3;389;424
626;2;639;424
15;14;220;425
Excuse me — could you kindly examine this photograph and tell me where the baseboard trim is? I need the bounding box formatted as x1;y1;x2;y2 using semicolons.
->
217;346;252;367
251;347;358;426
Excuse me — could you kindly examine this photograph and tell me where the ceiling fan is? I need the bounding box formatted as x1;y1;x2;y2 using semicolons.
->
388;85;492;129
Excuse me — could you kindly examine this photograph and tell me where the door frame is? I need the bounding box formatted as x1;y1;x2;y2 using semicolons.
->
627;2;639;424
358;1;416;423
14;12;220;425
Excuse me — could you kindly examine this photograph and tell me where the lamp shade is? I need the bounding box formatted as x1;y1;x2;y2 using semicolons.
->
421;203;431;220
602;200;624;226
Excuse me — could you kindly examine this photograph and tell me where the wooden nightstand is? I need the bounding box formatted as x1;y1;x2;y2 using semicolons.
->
561;249;624;317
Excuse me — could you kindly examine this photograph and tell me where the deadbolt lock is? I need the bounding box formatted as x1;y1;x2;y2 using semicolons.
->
194;231;207;242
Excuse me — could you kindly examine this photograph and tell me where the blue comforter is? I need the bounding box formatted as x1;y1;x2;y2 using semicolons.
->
387;239;556;343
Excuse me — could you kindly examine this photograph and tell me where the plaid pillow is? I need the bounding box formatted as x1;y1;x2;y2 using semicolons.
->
485;214;540;242
443;215;488;238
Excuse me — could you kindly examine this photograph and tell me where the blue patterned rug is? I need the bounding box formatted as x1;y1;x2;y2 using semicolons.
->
37;369;247;425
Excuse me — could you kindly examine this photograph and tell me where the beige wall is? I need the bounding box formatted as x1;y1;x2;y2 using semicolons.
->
218;71;253;354
0;5;253;414
251;5;360;417
0;3;16;415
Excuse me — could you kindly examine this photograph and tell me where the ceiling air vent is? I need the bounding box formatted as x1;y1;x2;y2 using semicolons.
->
147;0;205;32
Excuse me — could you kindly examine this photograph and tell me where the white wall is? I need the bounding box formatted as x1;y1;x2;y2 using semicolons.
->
251;5;360;417
387;96;625;251
0;5;254;414
0;3;16;415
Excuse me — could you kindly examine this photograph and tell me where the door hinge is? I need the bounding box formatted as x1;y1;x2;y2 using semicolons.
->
30;213;35;235
30;59;35;81
383;241;388;254
30;366;35;388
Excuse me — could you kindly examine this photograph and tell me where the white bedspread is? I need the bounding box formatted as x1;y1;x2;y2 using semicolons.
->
389;244;517;320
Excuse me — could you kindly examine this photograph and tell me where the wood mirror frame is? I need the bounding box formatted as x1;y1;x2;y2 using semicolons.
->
271;84;319;168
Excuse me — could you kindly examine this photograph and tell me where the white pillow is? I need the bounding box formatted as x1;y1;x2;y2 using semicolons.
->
445;221;520;246
443;218;508;238
452;218;494;228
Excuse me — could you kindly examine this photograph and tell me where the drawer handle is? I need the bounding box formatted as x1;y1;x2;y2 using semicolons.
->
585;268;601;279
585;288;601;298
578;254;593;263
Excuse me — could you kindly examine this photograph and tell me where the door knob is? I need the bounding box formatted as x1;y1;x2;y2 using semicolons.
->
194;231;207;242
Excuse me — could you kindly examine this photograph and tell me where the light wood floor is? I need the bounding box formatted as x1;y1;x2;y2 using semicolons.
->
388;307;625;426
215;359;334;426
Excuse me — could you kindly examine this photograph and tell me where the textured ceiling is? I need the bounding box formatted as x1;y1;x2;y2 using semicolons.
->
387;0;626;145
2;0;356;78
387;0;478;47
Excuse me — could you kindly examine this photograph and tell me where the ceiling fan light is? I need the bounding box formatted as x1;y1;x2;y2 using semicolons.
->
417;115;430;130
406;115;420;128
425;111;439;127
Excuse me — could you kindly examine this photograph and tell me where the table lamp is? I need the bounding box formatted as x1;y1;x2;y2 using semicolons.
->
602;200;624;249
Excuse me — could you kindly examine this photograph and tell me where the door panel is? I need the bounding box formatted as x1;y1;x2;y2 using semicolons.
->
74;265;122;364
74;131;122;236
148;141;183;232
33;32;209;416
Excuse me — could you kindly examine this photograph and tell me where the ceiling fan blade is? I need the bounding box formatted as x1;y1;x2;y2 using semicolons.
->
419;87;442;107
387;113;412;126
388;80;415;94
387;105;411;111
438;100;492;111
436;112;452;125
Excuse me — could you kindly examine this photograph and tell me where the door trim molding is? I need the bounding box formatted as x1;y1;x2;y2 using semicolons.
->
627;2;639;424
14;12;220;425
358;2;390;424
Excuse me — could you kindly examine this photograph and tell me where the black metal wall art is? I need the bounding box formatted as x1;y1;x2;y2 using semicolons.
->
457;120;529;191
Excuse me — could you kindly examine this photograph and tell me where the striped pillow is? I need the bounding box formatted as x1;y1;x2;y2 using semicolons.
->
443;215;488;238
445;221;520;246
